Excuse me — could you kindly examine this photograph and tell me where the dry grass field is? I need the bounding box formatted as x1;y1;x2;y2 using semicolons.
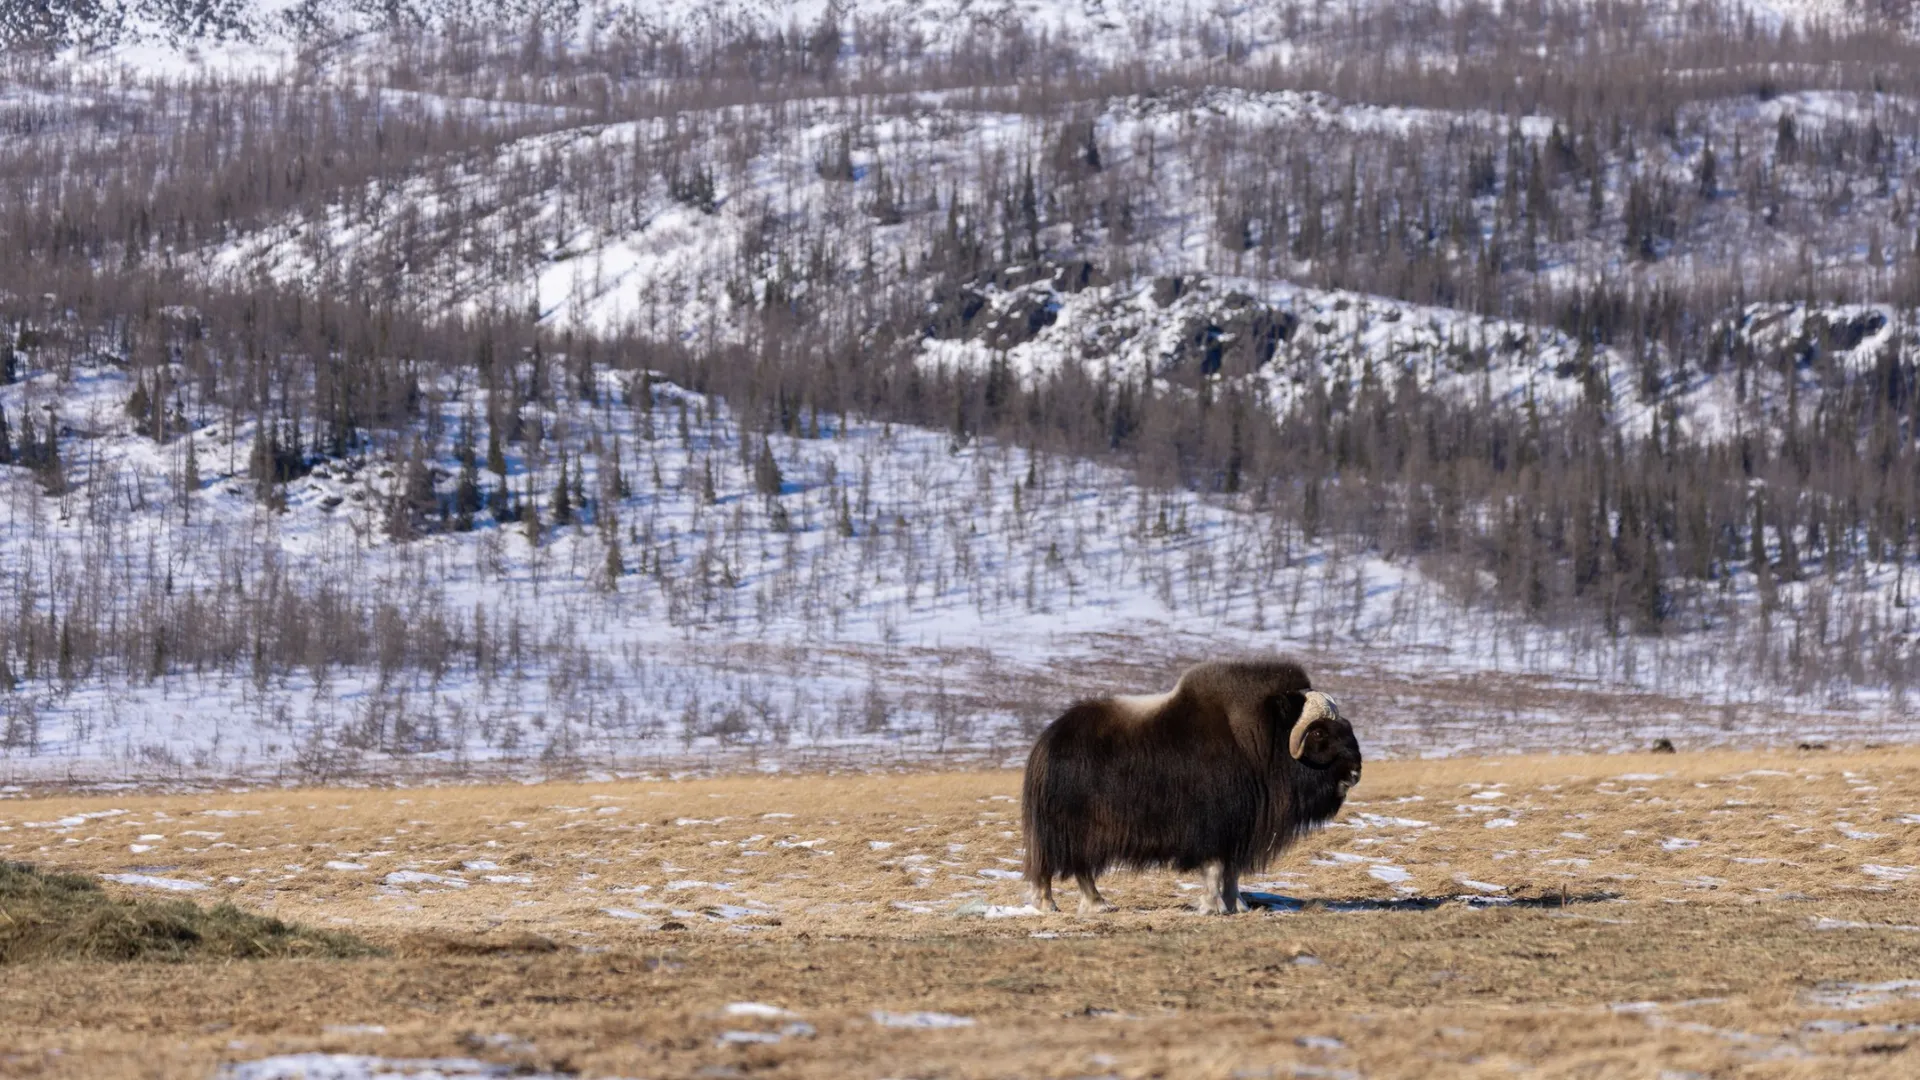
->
2;749;1919;1078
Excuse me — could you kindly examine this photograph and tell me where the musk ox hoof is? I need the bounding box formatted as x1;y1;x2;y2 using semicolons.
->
1077;899;1118;914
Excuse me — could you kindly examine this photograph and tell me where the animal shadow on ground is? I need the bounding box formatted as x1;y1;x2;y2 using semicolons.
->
1240;889;1623;913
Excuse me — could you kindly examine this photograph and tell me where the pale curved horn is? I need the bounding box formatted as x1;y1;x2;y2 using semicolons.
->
1289;692;1339;759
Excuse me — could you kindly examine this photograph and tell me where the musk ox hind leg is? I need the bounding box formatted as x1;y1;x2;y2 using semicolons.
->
1074;873;1116;914
1198;861;1241;915
1028;876;1058;912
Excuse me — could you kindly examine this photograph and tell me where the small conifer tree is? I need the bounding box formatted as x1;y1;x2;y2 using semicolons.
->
57;619;74;685
486;410;508;477
571;451;587;518
753;439;783;497
604;533;625;589
181;435;200;524
33;411;65;495
552;455;574;525
456;455;481;531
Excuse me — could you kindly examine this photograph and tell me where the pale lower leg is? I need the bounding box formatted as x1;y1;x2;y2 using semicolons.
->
1029;877;1057;911
1200;861;1241;914
1075;873;1114;913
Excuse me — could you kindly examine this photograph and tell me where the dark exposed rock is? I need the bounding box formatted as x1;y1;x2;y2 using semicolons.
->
980;293;1059;351
1812;310;1886;353
1166;304;1297;378
1151;275;1195;308
1057;259;1104;294
925;288;989;340
925;260;1095;344
1786;309;1887;368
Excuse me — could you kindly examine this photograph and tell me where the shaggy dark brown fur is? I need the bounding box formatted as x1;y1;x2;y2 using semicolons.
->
1022;659;1362;914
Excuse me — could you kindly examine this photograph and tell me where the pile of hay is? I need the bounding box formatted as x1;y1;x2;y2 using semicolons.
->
0;862;378;963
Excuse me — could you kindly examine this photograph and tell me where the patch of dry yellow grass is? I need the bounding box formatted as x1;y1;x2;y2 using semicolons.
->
2;748;1918;1077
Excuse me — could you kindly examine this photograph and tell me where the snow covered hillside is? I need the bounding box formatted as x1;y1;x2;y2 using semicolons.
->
0;340;1912;785
3;0;1920;783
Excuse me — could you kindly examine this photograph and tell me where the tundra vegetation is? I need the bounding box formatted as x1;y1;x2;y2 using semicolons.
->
2;752;1918;1077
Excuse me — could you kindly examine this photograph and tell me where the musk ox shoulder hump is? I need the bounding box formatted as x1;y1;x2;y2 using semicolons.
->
1108;688;1176;720
1179;658;1312;698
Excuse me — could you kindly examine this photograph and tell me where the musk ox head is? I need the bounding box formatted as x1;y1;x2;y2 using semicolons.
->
1283;689;1362;816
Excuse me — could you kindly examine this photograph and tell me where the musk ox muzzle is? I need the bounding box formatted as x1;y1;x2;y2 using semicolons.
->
1021;659;1362;914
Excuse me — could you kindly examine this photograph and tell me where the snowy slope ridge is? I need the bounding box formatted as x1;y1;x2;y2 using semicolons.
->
195;78;1907;450
16;0;1881;57
10;0;1264;54
0;342;1912;784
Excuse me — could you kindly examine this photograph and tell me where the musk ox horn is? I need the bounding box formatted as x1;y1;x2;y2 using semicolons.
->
1289;691;1339;760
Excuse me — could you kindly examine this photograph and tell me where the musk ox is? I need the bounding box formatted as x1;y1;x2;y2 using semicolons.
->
1022;659;1361;914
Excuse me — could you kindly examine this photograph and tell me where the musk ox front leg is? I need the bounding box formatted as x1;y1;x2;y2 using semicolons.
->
1198;861;1241;915
1028;877;1058;912
1074;873;1116;914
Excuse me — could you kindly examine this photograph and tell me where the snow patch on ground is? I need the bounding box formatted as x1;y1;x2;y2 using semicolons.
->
871;1010;976;1029
1803;981;1920;1010
722;1002;795;1019
221;1054;573;1079
382;871;467;889
101;873;207;891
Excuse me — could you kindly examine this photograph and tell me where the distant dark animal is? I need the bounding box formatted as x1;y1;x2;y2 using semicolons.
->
1022;659;1362;914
